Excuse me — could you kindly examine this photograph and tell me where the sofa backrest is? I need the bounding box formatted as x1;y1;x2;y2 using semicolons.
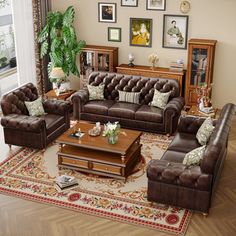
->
201;103;235;174
0;83;38;116
88;72;181;105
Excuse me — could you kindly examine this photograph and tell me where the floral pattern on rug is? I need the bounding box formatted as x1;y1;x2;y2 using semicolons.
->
0;133;191;235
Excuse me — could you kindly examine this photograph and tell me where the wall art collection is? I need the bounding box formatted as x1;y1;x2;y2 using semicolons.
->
99;0;190;50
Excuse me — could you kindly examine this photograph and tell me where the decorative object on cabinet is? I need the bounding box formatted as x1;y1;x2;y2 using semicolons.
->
162;14;189;49
128;53;135;67
121;0;138;7
180;1;191;14
79;45;118;88
146;0;166;11
98;2;116;23
38;6;85;79
185;39;217;106
116;64;185;95
148;53;159;69
130;18;152;47
108;27;121;42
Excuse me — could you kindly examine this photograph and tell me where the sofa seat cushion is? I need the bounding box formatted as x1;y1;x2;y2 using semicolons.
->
168;132;200;153
108;102;140;119
42;114;65;135
161;150;186;163
84;100;116;115
135;105;163;123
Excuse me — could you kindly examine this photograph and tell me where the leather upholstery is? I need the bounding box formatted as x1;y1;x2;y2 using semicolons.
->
0;83;70;149
147;103;236;213
84;100;115;115
72;72;185;134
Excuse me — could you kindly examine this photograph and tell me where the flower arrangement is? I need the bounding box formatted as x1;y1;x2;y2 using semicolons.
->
103;122;120;144
196;83;213;108
148;53;159;68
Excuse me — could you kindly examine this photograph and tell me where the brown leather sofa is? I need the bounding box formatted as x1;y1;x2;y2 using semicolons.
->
0;83;70;149
72;72;185;134
147;103;235;214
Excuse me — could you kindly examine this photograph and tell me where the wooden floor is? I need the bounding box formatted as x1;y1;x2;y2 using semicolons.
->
0;117;236;236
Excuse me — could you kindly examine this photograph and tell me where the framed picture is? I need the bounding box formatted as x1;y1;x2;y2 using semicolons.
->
121;0;138;7
108;27;121;42
98;2;116;23
146;0;166;11
162;14;189;49
130;18;152;47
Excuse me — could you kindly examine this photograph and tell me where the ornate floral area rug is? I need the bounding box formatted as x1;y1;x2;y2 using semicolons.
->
0;133;191;235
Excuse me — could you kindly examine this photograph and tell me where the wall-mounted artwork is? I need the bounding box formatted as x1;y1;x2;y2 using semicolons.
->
98;2;116;23
162;14;189;49
146;0;166;11
108;27;121;42
130;18;152;47
121;0;138;7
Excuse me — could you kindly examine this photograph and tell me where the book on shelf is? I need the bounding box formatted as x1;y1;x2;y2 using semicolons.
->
169;61;184;72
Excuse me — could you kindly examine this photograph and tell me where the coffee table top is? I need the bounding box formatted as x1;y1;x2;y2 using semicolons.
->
56;122;142;155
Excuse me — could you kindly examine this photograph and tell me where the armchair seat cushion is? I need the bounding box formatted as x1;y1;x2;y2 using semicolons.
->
168;132;200;153
84;100;115;115
161;150;186;163
108;102;140;119
42;114;65;135
135;105;163;123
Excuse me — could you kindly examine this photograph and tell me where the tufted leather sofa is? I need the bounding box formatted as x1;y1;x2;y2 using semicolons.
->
147;103;236;214
72;72;185;134
0;83;70;149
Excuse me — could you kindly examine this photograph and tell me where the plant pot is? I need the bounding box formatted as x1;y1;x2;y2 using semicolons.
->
107;134;118;144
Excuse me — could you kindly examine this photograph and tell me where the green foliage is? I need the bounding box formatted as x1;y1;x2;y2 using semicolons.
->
38;6;86;78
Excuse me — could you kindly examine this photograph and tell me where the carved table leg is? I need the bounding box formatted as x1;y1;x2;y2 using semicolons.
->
121;154;125;163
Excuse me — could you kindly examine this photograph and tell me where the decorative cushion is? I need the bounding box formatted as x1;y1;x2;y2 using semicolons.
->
196;117;215;145
87;84;105;101
25;97;46;116
118;90;140;104
150;89;171;109
183;145;206;166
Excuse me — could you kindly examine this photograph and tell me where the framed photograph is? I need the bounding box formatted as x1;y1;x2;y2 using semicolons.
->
121;0;138;7
130;18;152;47
108;27;121;42
98;2;116;23
162;14;189;49
146;0;166;11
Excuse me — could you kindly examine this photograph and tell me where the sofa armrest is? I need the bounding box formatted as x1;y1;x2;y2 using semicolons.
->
164;97;185;115
1;114;46;132
71;89;89;119
147;159;212;191
43;99;71;116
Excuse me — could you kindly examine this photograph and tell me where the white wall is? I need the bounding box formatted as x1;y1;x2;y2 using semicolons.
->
51;0;236;108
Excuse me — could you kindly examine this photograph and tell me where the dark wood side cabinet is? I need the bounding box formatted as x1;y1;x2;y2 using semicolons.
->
80;45;118;88
116;64;185;95
185;39;217;106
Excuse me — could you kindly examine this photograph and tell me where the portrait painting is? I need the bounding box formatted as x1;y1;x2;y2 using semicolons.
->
130;18;152;47
146;0;166;11
162;15;189;49
98;3;116;23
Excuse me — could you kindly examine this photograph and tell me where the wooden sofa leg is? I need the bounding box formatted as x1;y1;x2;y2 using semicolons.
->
8;144;12;149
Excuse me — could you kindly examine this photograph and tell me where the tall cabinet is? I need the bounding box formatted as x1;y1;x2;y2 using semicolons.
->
185;39;217;106
79;45;118;88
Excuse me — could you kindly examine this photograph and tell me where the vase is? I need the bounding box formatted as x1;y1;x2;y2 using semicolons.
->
107;134;118;144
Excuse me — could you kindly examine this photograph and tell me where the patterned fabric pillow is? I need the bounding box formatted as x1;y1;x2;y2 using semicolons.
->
183;145;206;166
87;84;105;101
196;117;215;145
118;90;140;104
25;97;46;116
150;89;171;109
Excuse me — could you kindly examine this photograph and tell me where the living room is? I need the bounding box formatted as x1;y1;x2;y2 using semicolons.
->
0;0;236;236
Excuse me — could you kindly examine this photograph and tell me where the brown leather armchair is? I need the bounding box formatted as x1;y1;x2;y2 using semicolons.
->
0;83;70;149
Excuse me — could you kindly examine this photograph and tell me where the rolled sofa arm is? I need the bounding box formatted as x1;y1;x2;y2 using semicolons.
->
147;159;212;191
164;97;185;115
1;114;46;132
43;99;71;116
71;89;89;119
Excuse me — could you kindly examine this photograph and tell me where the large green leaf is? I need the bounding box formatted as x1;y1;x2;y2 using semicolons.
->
63;6;75;26
40;41;48;58
75;40;86;53
38;25;49;43
47;62;54;79
50;37;62;52
70;62;80;77
51;51;63;66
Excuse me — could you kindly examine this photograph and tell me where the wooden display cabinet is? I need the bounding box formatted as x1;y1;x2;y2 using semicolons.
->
185;39;217;106
79;45;118;88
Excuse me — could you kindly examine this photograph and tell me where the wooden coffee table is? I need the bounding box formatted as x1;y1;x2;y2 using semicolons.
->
56;123;142;180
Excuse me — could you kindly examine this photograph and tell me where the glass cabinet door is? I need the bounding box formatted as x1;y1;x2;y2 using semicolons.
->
80;51;95;75
98;53;109;71
190;48;208;86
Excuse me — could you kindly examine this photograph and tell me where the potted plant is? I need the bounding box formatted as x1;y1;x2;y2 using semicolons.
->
38;6;86;79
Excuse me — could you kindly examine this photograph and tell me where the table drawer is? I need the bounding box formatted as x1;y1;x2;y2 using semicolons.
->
92;162;122;175
60;156;88;169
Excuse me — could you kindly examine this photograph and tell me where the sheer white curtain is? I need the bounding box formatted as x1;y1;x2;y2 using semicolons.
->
11;0;36;85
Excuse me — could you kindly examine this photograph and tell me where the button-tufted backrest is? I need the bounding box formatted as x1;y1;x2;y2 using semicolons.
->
88;72;180;105
0;83;38;116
